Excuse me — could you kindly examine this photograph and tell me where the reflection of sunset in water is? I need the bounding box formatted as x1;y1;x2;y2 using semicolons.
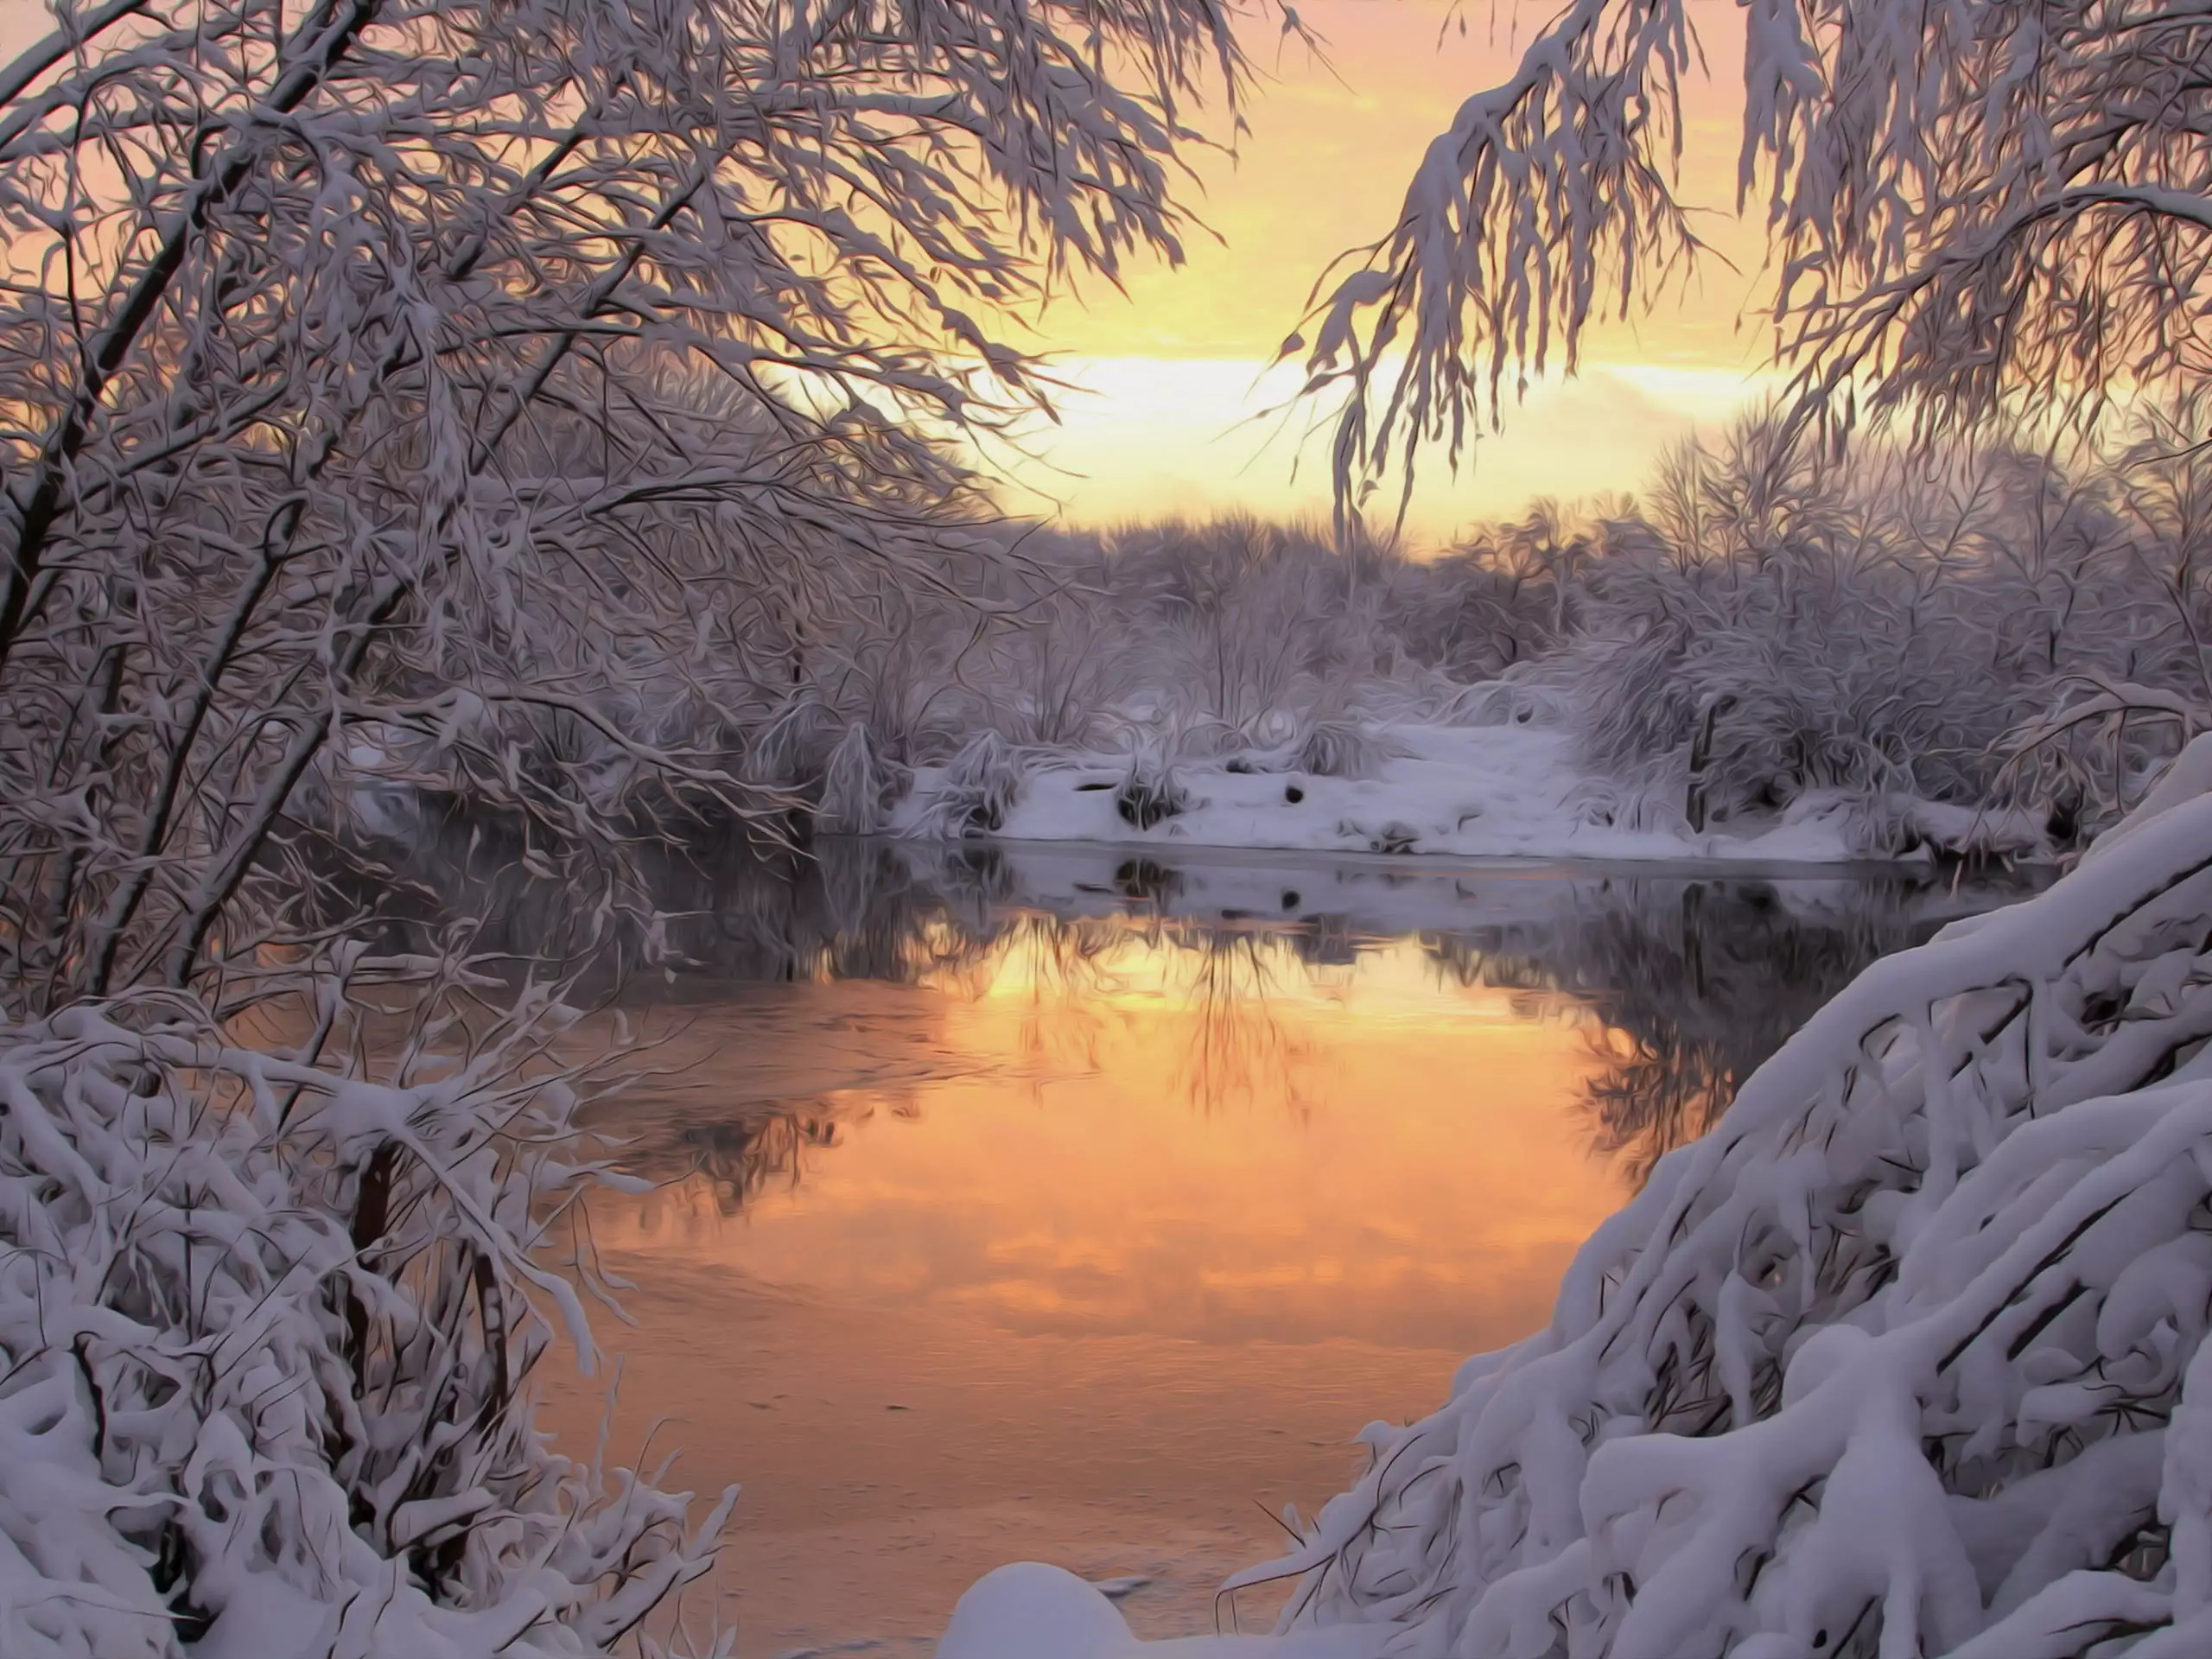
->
540;923;1633;1654
596;933;1624;1353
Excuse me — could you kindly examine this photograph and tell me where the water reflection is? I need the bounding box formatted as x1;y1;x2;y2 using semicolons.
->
1418;879;1975;1180
679;1109;843;1213
449;836;2039;1653
382;832;2029;1196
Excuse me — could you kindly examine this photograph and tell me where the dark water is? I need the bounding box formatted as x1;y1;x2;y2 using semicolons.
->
482;838;2037;1655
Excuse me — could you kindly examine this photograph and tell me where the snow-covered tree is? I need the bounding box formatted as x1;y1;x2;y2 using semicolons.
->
1302;0;2212;505
0;0;1249;1012
1235;737;2212;1659
1194;10;2212;1656
0;3;1255;1651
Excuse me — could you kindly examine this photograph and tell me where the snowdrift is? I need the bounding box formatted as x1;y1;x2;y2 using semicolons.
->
945;743;2212;1656
938;1564;1378;1658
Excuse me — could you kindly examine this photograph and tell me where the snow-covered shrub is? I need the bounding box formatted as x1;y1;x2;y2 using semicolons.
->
1519;422;2196;850
744;697;842;792
1116;763;1189;831
1379;505;1593;679
1294;719;1404;780
815;724;908;836
0;994;733;1658
1117;518;1323;733
912;731;1026;839
1097;518;1429;737
982;566;1138;752
1243;760;2212;1657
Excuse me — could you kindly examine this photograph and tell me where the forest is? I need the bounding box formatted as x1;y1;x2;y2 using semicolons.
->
706;417;2212;863
4;0;2212;1654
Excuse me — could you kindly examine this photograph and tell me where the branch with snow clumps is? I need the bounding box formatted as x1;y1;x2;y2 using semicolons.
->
0;999;734;1658
1229;735;2212;1655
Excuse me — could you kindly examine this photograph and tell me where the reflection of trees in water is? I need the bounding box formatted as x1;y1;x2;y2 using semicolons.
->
1420;880;2031;1181
348;817;2035;1201
1164;930;1319;1119
337;817;1022;987
1583;1028;1735;1186
678;1109;844;1211
925;898;1319;1118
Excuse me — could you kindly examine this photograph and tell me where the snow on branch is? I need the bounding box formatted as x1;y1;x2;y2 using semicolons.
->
1296;0;1702;522
1313;0;2212;505
1245;749;2212;1654
0;0;1254;1011
0;993;734;1656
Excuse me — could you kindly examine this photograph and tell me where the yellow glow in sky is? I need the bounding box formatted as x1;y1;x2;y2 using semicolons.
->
999;0;1775;541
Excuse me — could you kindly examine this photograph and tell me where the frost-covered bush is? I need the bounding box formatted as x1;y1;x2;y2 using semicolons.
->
1383;505;1597;679
912;732;1026;839
1243;750;2212;1657
0;995;733;1659
1116;762;1190;831
1294;720;1405;781
816;724;909;836
1503;422;2204;850
1084;518;1440;738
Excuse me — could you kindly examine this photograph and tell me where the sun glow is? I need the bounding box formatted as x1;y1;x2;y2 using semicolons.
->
994;0;1774;540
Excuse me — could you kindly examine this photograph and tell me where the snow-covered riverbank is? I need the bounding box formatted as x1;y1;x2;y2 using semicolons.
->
890;723;2044;865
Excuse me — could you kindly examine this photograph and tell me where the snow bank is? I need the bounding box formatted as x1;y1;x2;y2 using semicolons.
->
892;725;2033;865
944;755;2212;1656
0;1000;731;1658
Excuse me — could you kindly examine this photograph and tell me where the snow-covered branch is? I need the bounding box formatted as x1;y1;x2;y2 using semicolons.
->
1240;749;2212;1654
0;992;736;1656
1296;0;1700;518
1314;0;2212;500
0;0;1254;1011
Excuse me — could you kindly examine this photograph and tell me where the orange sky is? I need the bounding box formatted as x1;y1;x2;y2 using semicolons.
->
999;0;1778;541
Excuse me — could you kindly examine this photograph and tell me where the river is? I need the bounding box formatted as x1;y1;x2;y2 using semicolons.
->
517;838;2038;1656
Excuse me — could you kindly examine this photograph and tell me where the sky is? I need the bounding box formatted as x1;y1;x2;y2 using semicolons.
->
0;0;1777;547
993;0;1778;543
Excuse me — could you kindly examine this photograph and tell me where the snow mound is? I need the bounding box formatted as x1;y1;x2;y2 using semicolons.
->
1207;785;2212;1654
936;1563;1382;1658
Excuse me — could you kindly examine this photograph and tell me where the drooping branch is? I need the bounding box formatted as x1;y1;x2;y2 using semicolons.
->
1298;0;1701;524
0;0;1258;1012
1313;0;2212;506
